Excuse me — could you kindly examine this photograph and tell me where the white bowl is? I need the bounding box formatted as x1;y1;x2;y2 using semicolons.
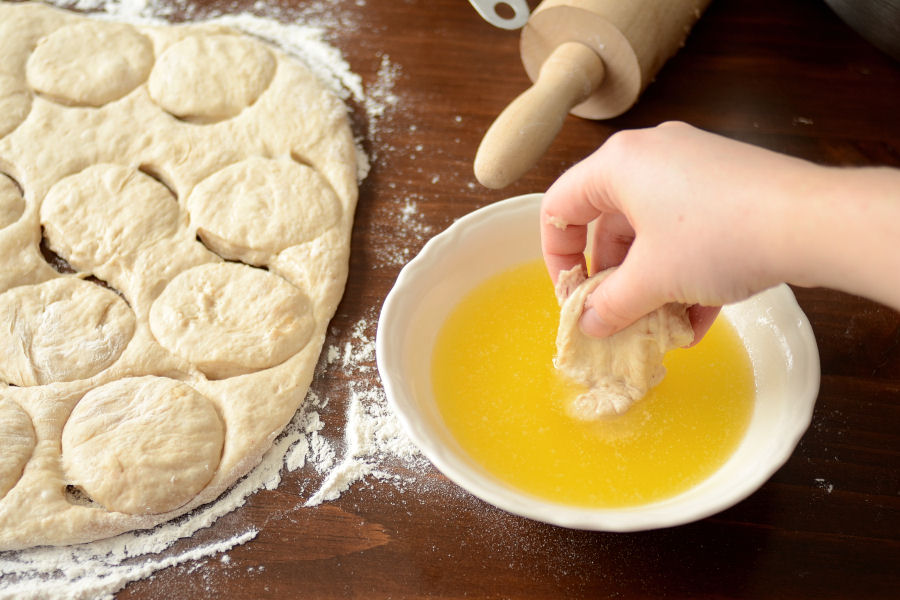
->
376;193;820;531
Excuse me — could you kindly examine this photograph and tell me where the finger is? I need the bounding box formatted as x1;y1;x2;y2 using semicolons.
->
590;212;635;273
540;219;587;284
686;305;721;346
578;250;666;337
540;152;618;282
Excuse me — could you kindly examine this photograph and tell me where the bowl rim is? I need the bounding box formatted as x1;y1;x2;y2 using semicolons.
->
376;193;821;531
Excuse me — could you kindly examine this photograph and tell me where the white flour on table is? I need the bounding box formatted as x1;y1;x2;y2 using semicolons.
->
0;1;437;598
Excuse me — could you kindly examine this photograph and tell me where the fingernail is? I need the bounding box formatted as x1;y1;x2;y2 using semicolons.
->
579;307;616;338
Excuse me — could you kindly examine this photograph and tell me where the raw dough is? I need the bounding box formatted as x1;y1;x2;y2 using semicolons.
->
149;262;315;379
0;2;357;549
0;277;135;386
0;73;31;139
148;33;276;122
0;173;23;230
61;376;225;515
41;164;181;272
0;395;35;502
26;21;154;107
555;267;693;419
187;157;342;266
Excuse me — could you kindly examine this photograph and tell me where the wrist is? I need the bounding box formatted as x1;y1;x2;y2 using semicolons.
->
746;159;826;292
779;165;900;310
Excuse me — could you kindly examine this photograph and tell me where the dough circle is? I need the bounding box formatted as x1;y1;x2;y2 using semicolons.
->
26;21;153;107
0;277;135;386
148;34;276;122
187;157;342;265
0;394;36;502
0;173;24;231
0;73;31;138
149;263;315;379
555;267;694;419
41;164;180;271
61;376;225;515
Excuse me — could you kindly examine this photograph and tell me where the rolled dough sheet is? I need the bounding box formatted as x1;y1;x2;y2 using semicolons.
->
0;2;357;550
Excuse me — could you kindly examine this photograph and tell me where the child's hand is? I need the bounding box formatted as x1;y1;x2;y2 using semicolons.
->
541;122;831;340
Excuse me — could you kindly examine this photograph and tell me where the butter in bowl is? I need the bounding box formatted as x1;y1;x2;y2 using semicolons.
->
376;193;820;531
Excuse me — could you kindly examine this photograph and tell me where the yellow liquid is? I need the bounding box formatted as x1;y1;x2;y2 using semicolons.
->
432;259;755;508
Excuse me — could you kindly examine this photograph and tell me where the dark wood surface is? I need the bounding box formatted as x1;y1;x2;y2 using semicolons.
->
111;0;899;597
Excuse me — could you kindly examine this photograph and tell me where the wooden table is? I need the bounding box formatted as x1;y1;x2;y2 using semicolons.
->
114;0;900;597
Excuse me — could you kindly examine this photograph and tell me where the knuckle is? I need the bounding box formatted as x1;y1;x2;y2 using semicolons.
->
601;129;640;158
658;120;689;130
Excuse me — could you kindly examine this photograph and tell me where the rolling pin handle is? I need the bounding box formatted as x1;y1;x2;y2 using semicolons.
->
474;42;605;189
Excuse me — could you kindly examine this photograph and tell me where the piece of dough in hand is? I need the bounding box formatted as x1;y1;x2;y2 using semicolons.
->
555;266;694;419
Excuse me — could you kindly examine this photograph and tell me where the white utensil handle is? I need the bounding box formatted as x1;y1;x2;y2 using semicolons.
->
468;0;530;30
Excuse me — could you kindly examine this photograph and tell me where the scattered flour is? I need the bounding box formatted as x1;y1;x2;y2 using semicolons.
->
365;53;400;123
0;0;432;598
813;478;835;494
373;193;434;267
307;319;427;506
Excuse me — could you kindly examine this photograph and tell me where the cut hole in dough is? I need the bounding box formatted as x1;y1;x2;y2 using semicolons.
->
137;163;178;200
0;394;36;501
289;150;313;167
555;267;694;419
64;484;98;509
38;239;122;297
0;277;136;386
148;34;276;123
26;22;153;107
81;275;127;298
149;262;315;379
62;376;225;515
187;157;342;266
39;227;76;274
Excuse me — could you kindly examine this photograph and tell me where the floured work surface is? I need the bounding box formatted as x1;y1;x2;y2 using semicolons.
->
0;2;357;550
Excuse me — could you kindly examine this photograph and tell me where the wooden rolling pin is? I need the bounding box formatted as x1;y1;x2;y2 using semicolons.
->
475;0;712;189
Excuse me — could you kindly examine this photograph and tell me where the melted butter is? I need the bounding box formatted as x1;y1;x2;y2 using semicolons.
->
432;259;755;508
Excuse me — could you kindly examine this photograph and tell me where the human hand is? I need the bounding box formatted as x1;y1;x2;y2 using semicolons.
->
541;121;819;341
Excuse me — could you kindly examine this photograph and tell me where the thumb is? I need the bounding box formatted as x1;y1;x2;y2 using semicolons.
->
579;255;666;338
